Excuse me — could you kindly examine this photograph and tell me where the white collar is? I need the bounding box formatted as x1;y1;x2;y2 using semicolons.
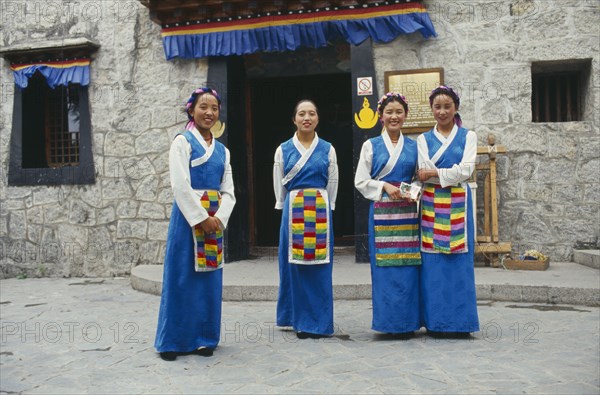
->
293;132;319;153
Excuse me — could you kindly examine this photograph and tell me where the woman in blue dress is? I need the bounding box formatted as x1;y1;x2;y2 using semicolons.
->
355;92;421;338
273;99;338;339
416;86;479;337
155;88;236;360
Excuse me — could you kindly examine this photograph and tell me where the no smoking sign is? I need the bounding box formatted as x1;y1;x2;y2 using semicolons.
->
357;77;373;96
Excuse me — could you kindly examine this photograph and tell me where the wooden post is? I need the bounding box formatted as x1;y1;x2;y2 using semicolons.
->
475;134;510;266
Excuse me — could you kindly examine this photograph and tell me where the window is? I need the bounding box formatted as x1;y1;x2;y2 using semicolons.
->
531;59;592;122
1;38;99;186
22;72;82;169
8;72;94;185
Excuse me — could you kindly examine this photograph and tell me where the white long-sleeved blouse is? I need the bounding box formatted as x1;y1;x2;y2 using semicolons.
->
273;133;338;211
169;127;236;228
417;125;477;187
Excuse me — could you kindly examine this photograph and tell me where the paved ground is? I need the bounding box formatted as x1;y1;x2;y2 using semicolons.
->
1;278;598;394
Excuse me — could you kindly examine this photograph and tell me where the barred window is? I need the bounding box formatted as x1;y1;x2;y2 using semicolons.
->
23;72;81;168
532;59;591;123
8;71;94;186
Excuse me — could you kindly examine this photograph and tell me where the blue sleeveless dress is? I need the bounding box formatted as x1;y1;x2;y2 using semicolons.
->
155;131;227;352
368;136;421;333
420;127;480;333
276;138;334;335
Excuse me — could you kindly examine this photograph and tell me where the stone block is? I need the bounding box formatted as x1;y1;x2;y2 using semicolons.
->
104;132;135;157
68;201;96;226
97;207;116;225
33;189;59;205
101;178;133;200
547;132;578;159
577;159;600;183
138;203;165;219
44;205;67;223
552;183;583;203
147;221;168;241
116;201;139;218
134;175;159;201
583;183;599;203
122;156;155;180
116;220;148;239
135;129;170;155
8;210;26;240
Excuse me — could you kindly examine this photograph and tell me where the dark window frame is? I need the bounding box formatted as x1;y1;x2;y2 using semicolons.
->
531;59;592;123
8;78;95;186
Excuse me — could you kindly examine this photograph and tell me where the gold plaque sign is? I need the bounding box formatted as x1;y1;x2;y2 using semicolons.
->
384;68;444;134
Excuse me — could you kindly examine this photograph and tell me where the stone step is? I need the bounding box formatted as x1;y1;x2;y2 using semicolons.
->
131;260;600;306
573;249;600;270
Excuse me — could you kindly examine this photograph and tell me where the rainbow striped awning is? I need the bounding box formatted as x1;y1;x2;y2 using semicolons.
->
161;2;436;59
10;58;90;89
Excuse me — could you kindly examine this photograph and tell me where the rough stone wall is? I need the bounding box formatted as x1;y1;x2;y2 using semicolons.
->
0;0;598;277
0;0;209;277
374;0;599;260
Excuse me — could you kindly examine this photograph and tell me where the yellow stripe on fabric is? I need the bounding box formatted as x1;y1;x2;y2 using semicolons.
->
450;240;465;248
451;212;465;220
434;223;451;231
10;60;91;70
376;253;421;260
161;7;426;36
422;208;435;217
422;235;433;243
374;225;418;232
292;223;304;231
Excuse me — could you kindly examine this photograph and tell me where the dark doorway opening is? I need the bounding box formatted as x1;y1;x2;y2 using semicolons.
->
248;73;354;246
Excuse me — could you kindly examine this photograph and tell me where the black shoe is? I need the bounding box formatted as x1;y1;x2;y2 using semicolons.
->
426;330;444;339
297;331;327;339
192;347;214;357
393;331;415;340
159;352;178;361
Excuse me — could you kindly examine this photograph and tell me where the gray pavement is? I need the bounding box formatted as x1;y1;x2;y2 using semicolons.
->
1;278;599;394
132;255;600;306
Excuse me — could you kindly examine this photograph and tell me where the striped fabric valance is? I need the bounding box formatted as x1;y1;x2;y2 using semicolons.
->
161;2;436;59
11;58;90;89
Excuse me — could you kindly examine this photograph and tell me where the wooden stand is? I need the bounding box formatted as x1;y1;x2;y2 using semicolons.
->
504;258;549;271
474;134;511;266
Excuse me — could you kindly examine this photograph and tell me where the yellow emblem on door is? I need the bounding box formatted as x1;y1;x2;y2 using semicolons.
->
354;97;379;129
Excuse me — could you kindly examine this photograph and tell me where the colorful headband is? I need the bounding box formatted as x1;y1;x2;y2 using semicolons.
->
429;85;460;108
185;87;222;120
377;92;409;114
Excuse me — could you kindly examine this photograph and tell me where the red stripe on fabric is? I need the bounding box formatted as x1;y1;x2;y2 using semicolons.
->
161;3;422;33
451;192;464;197
434;203;450;209
304;253;315;259
293;243;304;249
304;205;316;211
316;243;326;249
451;218;464;225
316;218;327;223
423;190;435;198
304;232;316;238
422;215;434;222
292;218;305;224
422;241;433;248
451;243;465;252
434;229;451;236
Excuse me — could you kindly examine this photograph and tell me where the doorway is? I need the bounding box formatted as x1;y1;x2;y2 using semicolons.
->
247;73;355;247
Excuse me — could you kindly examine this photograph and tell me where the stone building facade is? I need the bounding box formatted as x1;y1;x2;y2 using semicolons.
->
0;0;598;278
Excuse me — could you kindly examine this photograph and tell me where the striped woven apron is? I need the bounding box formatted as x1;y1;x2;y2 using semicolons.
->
193;190;223;271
